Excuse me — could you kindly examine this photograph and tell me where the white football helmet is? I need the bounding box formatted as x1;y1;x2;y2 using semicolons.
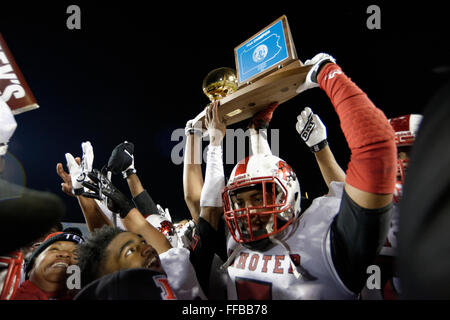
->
222;153;301;247
174;220;196;248
146;205;179;248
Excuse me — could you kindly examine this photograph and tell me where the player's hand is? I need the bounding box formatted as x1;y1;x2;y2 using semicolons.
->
82;169;135;218
205;100;226;146
296;53;336;94
156;204;172;222
296;107;328;152
63;141;94;196
250;102;279;129
56;157;80;197
107;141;136;179
176;220;196;248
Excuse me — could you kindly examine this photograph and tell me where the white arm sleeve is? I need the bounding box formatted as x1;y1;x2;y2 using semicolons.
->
159;247;207;300
249;128;272;155
200;145;225;207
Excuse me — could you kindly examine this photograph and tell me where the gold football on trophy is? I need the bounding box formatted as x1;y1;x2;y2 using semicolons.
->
202;67;238;102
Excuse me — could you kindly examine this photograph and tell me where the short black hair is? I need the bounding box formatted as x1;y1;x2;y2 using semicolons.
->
53;221;63;232
77;225;124;287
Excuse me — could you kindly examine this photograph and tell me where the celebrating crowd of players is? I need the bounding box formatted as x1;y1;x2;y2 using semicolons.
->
0;53;427;300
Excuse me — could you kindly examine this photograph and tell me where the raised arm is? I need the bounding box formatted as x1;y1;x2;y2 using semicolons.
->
183;120;204;224
297;53;396;293
298;54;396;209
56;142;111;233
199;101;226;230
295;107;346;188
82;170;172;255
106;141;159;217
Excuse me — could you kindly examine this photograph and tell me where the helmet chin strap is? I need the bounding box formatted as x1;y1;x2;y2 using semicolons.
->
270;237;317;281
219;243;244;273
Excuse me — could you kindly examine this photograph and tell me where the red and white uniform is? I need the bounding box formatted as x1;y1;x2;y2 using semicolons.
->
225;182;355;300
159;247;206;300
202;59;396;300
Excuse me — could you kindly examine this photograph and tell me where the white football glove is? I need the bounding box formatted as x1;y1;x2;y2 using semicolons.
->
81;141;94;173
175;220;196;248
296;53;336;94
65;141;94;195
156;204;172;222
296;107;328;152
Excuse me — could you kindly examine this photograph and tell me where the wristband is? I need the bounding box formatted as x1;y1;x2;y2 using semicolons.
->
185;126;204;137
73;188;84;196
123;168;137;179
310;139;328;153
132;189;158;217
311;59;334;83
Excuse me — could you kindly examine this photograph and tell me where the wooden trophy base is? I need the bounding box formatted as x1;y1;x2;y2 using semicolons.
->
193;59;312;127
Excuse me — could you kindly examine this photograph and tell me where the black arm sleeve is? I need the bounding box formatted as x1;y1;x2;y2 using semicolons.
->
132;189;158;216
330;189;393;293
188;217;227;297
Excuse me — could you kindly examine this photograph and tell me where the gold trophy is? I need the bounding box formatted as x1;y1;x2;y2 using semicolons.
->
202;67;238;102
193;15;311;127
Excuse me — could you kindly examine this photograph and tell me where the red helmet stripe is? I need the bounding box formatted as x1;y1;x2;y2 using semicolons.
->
234;156;250;177
390;114;411;132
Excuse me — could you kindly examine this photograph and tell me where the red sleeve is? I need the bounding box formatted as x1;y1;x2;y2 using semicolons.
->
318;63;396;194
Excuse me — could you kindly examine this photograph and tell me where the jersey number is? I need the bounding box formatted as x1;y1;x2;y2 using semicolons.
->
235;277;272;300
153;275;177;300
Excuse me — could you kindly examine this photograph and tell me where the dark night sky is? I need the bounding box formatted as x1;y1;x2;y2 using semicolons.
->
1;1;448;223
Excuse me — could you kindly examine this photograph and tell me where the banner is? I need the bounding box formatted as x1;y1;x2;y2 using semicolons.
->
0;33;39;114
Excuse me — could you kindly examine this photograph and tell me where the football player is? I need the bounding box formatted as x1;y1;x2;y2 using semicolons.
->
56;141;180;248
106;141;180;248
199;53;397;299
79;168;206;300
296;108;424;299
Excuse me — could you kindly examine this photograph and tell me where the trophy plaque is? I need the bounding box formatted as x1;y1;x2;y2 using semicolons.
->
194;15;311;127
0;33;39;115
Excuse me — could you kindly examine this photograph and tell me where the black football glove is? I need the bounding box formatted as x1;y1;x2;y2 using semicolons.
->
82;169;135;218
107;141;136;179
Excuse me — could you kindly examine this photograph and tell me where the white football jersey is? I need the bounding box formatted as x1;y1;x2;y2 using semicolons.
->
386;203;399;251
159;247;206;300
224;182;355;300
382;203;401;296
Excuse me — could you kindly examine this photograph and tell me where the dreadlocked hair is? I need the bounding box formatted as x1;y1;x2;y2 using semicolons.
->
77;225;125;287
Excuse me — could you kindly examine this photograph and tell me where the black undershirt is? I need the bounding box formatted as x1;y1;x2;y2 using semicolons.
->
330;189;393;293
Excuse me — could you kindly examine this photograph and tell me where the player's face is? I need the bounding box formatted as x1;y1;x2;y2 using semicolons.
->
31;241;78;283
397;146;411;180
231;188;273;232
101;232;163;276
398;151;409;161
